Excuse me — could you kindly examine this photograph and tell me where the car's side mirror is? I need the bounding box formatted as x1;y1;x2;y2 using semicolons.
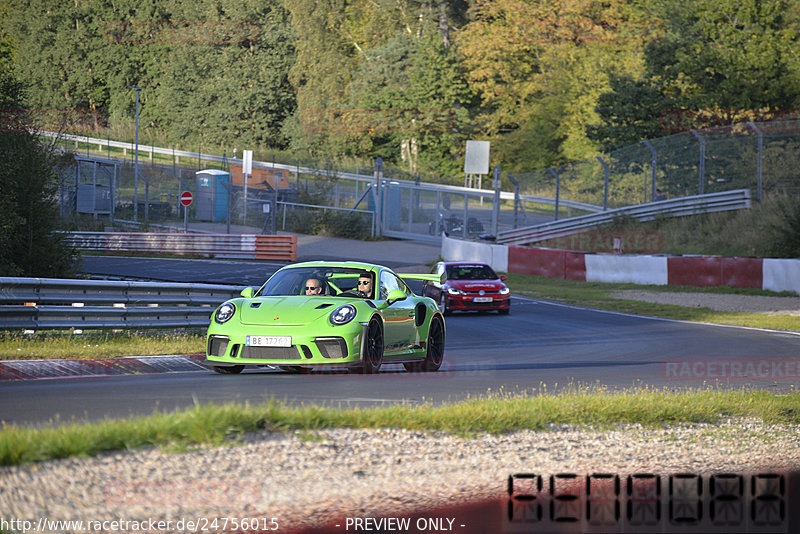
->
240;287;255;298
377;289;407;309
499;275;507;281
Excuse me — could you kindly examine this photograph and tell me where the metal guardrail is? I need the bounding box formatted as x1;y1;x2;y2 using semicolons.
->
61;232;297;261
0;278;242;330
497;189;752;246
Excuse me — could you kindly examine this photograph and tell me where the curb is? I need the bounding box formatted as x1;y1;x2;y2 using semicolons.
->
0;354;208;381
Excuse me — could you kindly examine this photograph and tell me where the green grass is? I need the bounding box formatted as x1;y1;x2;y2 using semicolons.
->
506;273;800;331
2;388;798;466
0;332;204;360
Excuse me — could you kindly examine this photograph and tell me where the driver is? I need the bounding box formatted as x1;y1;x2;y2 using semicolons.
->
304;278;324;295
356;273;373;299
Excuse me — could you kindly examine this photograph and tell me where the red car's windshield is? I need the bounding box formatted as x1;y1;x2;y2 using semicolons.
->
445;264;499;281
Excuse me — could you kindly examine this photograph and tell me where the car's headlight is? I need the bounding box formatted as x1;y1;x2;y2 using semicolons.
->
330;304;357;325
214;302;236;324
446;287;465;295
499;287;510;295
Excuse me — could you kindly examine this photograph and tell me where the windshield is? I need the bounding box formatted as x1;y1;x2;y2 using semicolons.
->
256;266;375;297
446;264;499;281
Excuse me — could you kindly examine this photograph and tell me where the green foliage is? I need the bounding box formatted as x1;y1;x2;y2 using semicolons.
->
592;0;800;148
0;131;78;276
5;0;800;184
0;28;77;277
767;195;800;257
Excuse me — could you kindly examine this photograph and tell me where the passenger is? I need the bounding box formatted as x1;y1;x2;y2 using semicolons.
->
304;278;323;296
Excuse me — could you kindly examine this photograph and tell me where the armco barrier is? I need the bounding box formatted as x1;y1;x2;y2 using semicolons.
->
0;278;242;330
62;232;297;261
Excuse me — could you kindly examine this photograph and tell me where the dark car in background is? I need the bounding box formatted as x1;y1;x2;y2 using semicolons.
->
423;261;510;315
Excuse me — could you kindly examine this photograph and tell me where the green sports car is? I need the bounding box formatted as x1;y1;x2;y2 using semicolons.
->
205;261;446;374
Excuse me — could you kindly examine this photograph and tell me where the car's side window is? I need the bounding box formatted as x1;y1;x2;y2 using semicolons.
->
379;270;404;299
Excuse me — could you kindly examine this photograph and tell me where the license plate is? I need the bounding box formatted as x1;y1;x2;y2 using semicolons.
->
473;297;493;303
246;336;291;347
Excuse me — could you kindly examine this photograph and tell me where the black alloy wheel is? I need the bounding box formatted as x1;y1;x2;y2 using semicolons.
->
355;319;384;374
404;316;445;373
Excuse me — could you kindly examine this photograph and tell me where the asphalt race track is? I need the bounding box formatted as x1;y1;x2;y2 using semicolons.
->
3;257;800;425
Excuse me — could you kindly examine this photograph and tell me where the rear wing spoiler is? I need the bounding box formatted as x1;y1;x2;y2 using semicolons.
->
398;272;446;284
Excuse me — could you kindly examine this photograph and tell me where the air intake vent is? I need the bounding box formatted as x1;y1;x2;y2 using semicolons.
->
315;303;334;309
315;337;347;359
208;336;229;357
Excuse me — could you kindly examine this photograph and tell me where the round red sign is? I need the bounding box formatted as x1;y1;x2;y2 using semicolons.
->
180;191;193;207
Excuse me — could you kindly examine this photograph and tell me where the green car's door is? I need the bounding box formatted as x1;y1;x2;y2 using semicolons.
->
378;269;417;355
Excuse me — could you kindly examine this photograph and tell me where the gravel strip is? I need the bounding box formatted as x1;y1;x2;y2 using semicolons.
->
2;420;798;532
612;290;800;315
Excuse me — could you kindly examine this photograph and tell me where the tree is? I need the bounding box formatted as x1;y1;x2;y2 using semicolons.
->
458;0;652;171
591;0;800;148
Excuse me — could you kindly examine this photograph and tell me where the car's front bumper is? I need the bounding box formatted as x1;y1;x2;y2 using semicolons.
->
445;294;510;312
205;322;367;367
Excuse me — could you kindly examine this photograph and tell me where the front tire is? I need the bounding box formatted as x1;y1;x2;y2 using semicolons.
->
354;319;383;374
212;365;244;374
404;316;445;373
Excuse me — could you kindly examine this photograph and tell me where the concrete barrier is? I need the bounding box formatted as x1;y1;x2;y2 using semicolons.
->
441;236;799;295
584;254;668;285
441;235;508;272
763;258;800;294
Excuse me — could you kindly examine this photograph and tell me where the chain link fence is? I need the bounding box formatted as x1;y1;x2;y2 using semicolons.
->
53;119;799;241
512;120;800;211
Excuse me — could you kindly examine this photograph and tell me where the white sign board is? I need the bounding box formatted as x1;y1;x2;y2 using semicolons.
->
243;150;253;175
464;140;490;175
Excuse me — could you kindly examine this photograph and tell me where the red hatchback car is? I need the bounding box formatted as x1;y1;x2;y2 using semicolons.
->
423;261;510;315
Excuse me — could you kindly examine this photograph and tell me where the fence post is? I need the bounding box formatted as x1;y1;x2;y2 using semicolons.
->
547;168;560;220
690;130;705;195
507;174;520;229
596;156;609;210
747;122;763;201
491;165;501;237
374;157;383;237
642;140;657;202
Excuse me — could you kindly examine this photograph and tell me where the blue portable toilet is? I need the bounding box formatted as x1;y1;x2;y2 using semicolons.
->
195;169;229;222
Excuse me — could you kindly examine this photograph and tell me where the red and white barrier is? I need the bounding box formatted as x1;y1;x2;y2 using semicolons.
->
441;234;800;295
